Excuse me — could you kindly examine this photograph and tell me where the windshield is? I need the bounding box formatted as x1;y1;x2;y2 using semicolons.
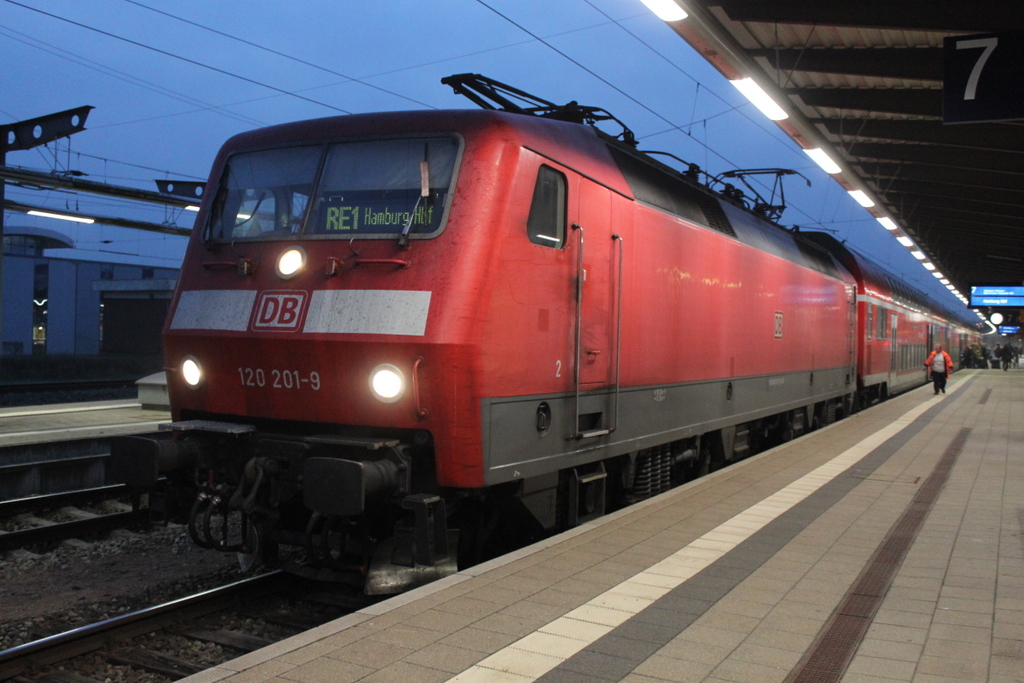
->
205;136;460;242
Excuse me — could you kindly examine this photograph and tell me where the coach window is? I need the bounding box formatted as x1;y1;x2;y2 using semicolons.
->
527;165;566;248
866;304;873;340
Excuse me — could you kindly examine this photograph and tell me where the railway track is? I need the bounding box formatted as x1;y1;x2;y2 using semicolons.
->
0;572;369;683
0;483;155;554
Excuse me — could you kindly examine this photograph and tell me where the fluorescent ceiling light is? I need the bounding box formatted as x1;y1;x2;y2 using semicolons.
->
877;217;898;230
896;236;914;247
638;0;688;21
946;284;956;290
27;210;95;224
940;279;950;284
932;271;944;278
911;251;926;260
804;148;841;174
185;205;200;212
731;78;789;121
848;190;874;207
923;262;936;270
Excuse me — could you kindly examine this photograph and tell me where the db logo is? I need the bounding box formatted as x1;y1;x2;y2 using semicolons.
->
774;311;784;339
252;291;307;331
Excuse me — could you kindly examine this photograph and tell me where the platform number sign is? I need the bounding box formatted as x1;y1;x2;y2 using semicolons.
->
774;311;784;339
944;31;1024;123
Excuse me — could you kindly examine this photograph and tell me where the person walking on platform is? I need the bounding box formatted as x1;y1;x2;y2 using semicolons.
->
1000;343;1014;371
925;343;952;394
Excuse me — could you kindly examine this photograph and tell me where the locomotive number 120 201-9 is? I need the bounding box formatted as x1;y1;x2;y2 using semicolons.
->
238;367;321;390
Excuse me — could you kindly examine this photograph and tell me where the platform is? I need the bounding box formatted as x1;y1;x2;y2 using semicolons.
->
0;399;170;448
180;369;1022;683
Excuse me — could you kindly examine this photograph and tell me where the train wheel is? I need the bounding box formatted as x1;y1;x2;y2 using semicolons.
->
237;518;277;572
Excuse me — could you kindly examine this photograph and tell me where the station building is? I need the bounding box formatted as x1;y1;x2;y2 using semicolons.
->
1;226;178;357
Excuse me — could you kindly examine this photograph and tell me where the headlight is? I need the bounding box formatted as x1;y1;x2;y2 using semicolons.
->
276;246;305;279
369;364;405;403
182;356;203;388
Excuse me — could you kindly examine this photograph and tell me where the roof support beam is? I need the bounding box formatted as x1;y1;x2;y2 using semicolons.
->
751;48;942;80
788;88;941;117
814;119;1024;152
4;200;192;236
855;162;1024;193
845;142;1024;175
0;165;197;209
870;179;1024;208
708;1;1022;32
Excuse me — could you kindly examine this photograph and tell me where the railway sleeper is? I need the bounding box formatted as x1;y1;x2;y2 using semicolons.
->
102;647;206;679
24;672;104;683
176;626;274;653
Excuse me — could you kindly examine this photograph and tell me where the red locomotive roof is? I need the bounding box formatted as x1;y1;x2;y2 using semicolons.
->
214;109;634;200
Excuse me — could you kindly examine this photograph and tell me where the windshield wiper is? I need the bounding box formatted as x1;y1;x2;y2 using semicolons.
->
399;149;431;248
234;191;268;230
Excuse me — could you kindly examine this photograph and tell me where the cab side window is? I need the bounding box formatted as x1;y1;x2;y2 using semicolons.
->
527;165;566;248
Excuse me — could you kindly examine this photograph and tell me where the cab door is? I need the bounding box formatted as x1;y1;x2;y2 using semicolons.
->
574;179;614;387
568;178;617;437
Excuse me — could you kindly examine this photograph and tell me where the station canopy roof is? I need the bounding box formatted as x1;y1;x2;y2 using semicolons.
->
667;1;1024;297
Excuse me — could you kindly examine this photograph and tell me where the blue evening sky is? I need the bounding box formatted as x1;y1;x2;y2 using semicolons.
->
0;0;964;310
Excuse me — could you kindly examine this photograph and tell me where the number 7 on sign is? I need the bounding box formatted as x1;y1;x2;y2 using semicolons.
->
956;37;998;101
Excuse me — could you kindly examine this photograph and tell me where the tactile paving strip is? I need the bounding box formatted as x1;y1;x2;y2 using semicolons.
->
786;427;971;683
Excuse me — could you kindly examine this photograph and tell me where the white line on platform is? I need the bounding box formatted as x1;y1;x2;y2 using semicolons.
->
443;382;966;683
0;400;142;419
0;421;169;441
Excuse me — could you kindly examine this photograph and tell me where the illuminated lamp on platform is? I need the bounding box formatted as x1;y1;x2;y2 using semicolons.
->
639;0;688;21
731;78;789;121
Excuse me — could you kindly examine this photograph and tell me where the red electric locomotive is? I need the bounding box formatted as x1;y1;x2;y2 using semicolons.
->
113;75;977;592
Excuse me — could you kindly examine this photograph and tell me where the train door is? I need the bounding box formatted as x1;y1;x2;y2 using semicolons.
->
927;324;936;378
569;178;616;436
847;286;857;384
889;312;899;387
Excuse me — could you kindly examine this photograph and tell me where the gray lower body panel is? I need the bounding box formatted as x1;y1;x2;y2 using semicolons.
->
481;367;851;485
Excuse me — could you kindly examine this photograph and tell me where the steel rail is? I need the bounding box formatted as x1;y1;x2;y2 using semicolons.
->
0;571;285;681
0;509;151;553
0;483;129;518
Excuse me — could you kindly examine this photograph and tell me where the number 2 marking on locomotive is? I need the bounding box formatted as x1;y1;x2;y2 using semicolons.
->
555;360;562;378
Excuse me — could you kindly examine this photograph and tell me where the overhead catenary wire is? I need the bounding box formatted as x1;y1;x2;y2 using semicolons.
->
0;25;267;129
473;0;836;232
4;0;354;115
6;0;870;255
122;0;437;111
80;12;650;132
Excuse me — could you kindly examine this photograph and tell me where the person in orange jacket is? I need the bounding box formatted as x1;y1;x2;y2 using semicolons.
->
924;343;952;394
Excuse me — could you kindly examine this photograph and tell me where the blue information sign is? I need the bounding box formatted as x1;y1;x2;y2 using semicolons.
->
998;326;1020;335
970;285;1024;308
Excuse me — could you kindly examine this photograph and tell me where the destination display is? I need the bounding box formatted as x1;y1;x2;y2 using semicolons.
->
998;326;1020;335
313;190;445;235
970;285;1024;307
